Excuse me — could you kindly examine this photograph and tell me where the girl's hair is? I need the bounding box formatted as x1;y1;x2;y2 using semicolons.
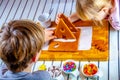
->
0;20;45;72
76;0;112;25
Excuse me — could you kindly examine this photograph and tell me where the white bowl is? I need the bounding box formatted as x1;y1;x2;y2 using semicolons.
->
62;60;77;74
81;63;98;78
62;60;80;77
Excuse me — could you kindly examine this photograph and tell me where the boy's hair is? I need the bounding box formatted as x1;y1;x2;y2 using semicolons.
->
76;0;112;21
0;20;45;72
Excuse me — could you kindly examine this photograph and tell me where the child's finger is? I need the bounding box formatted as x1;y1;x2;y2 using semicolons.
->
57;13;63;17
55;13;63;24
49;36;57;40
55;17;60;24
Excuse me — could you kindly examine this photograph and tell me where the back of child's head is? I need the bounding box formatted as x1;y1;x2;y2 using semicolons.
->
0;20;45;72
76;0;112;21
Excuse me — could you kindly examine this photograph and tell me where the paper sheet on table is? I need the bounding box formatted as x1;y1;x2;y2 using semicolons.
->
42;27;92;50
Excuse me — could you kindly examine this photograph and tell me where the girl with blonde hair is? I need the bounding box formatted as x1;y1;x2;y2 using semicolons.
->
56;0;120;30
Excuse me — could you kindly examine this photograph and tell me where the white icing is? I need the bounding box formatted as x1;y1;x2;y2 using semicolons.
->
53;38;76;42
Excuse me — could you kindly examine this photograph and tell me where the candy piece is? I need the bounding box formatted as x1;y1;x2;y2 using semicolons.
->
63;61;76;72
38;64;47;70
83;63;98;76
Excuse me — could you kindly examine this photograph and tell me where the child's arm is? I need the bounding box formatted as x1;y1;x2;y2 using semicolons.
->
55;12;80;24
69;12;80;22
108;0;120;30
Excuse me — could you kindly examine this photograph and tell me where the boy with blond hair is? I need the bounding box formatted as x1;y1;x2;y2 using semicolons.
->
0;20;55;80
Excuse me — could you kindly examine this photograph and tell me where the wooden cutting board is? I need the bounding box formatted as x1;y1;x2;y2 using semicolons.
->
39;20;109;61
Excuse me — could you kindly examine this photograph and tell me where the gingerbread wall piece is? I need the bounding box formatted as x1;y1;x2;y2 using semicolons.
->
48;15;81;51
54;19;76;39
60;14;77;32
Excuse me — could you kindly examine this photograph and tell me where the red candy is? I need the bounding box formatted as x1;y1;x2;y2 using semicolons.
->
83;63;98;76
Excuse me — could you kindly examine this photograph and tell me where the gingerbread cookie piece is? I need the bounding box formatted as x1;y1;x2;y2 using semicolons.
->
54;19;76;39
60;14;77;32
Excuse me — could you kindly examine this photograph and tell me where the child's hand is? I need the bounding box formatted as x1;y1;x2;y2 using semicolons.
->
55;13;63;24
45;29;56;42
